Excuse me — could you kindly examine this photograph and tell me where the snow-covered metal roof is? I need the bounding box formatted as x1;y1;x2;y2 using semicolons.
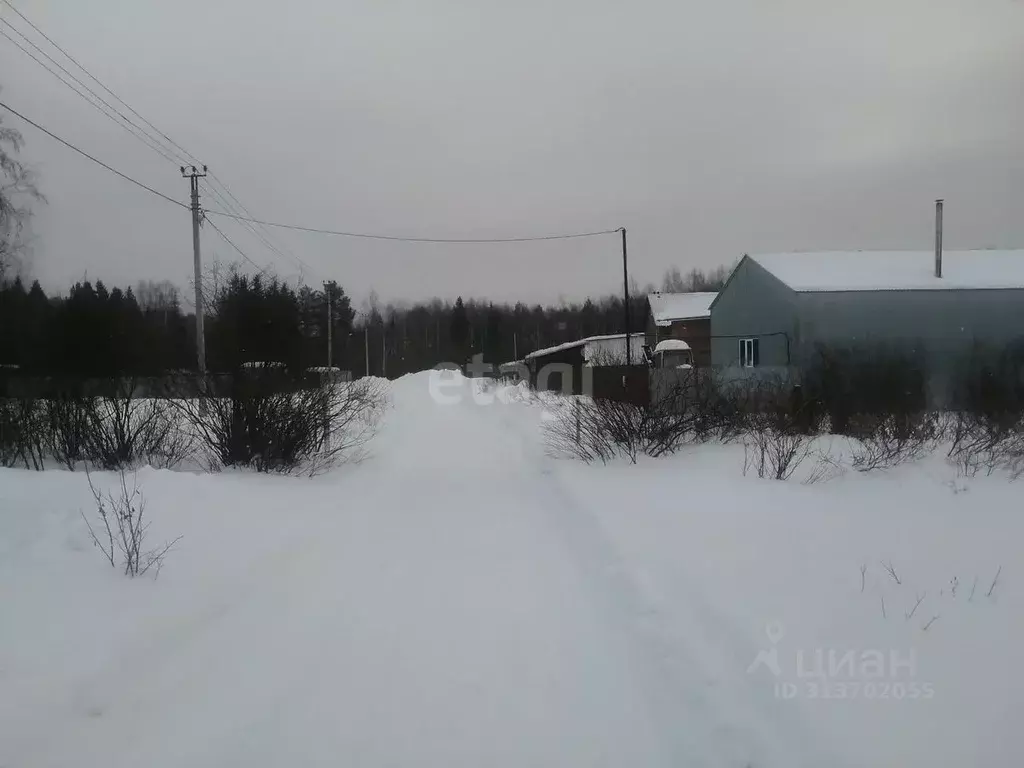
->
653;339;691;354
749;250;1024;292
524;333;645;366
647;292;717;326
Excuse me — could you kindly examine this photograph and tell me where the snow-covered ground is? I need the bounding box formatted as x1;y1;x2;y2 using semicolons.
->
2;371;1021;767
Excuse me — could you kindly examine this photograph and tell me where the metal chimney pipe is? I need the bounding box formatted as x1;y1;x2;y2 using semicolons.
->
935;199;944;278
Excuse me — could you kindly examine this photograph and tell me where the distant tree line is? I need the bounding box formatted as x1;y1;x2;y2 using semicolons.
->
0;263;732;379
2;94;736;380
660;263;732;293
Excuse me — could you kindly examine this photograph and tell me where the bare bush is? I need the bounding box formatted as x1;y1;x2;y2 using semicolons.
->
849;412;939;472
44;392;94;469
41;382;194;470
170;370;386;474
743;418;812;480
803;445;846;485
85;380;193;470
543;396;646;464
0;396;45;469
736;377;817;480
547;372;815;468
943;342;1024;478
646;368;761;453
304;378;388;475
944;411;1024;479
81;468;180;577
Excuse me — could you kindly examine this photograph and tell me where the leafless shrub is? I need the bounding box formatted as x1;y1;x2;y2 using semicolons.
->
648;368;753;450
945;341;1024;478
945;411;1024;480
849;412;939;472
803;444;846;485
547;372;812;468
740;383;815;481
905;592;926;620
544;396;646;464
41;381;193;470
169;370;386;474
304;379;388;475
80;468;180;577
881;559;902;585
85;380;193;470
44;392;94;469
0;396;45;470
743;423;812;480
543;381;733;465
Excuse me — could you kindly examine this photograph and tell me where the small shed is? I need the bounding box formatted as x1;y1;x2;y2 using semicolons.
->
645;291;717;366
524;333;646;399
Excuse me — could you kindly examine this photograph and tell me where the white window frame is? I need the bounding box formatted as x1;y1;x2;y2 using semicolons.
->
738;337;759;368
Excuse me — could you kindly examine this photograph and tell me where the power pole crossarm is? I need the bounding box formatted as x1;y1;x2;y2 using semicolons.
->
182;164;208;375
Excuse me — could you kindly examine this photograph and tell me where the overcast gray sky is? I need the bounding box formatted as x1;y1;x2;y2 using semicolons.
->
2;0;1022;306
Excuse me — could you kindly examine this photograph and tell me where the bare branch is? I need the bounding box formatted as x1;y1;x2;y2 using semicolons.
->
905;592;926;620
881;560;901;585
987;566;1002;599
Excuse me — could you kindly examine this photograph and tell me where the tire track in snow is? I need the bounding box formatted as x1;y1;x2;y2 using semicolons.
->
492;399;839;768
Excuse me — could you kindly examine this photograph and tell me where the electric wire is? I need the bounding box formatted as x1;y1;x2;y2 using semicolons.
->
1;0;199;166
203;209;621;244
0;18;182;164
0;100;187;208
204;216;272;276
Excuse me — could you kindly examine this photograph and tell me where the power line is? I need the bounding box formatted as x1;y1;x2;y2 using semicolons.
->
204;216;271;275
0;100;187;208
2;0;314;275
203;209;621;243
200;178;314;276
1;4;618;251
206;172;313;272
0;18;181;165
1;0;200;167
5;3;590;256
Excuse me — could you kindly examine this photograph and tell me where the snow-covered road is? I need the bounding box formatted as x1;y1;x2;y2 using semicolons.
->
4;372;1021;767
2;375;781;767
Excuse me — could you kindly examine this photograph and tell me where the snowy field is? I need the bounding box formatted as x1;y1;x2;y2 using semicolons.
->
2;371;1021;767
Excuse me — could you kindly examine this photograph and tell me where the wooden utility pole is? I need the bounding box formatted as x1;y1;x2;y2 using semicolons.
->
621;226;631;365
182;165;208;374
